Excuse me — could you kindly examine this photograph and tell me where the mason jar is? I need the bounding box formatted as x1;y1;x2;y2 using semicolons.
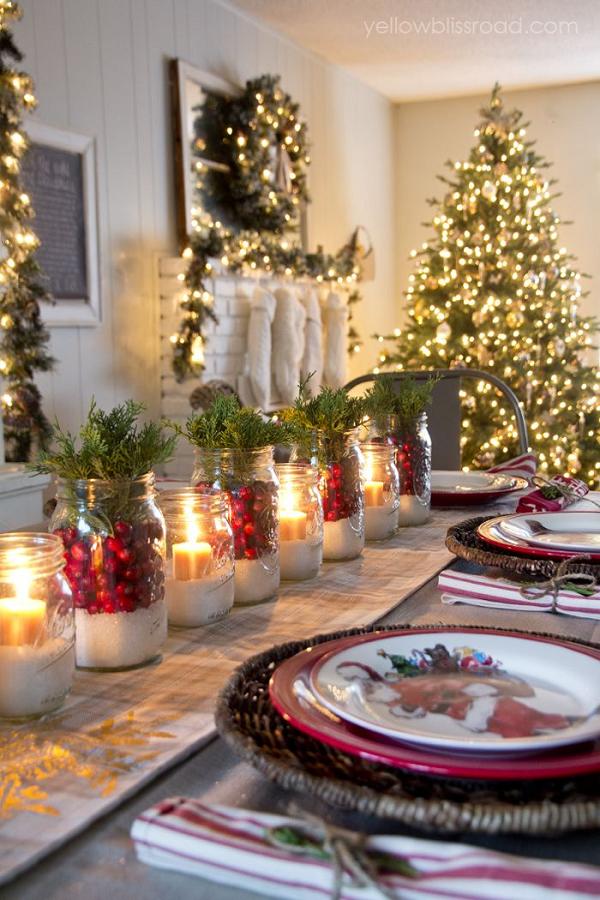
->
0;533;74;719
360;443;400;541
301;429;365;561
158;489;234;627
276;463;323;581
50;473;167;670
192;447;280;605
391;413;432;526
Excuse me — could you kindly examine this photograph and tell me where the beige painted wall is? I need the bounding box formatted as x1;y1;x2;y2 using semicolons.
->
15;0;396;432
394;82;600;353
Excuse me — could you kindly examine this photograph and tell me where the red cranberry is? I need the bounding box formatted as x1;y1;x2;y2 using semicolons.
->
123;565;141;582
117;546;135;565
116;582;134;598
63;526;78;546
70;541;89;562
331;463;342;479
119;597;135;613
87;604;99;615
239;485;253;501
103;600;116;614
104;556;119;574
244;547;257;560
243;522;255;537
114;520;132;542
105;536;123;555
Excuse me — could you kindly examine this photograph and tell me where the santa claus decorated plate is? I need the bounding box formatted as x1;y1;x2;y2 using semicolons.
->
309;630;600;753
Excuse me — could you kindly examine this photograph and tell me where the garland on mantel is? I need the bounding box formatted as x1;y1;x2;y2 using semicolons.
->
0;0;54;460
171;74;364;383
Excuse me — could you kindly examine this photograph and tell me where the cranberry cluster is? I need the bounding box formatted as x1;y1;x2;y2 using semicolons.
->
229;482;278;561
55;519;164;615
321;460;362;523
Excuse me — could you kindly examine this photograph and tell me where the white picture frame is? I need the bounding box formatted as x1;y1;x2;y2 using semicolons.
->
24;120;100;327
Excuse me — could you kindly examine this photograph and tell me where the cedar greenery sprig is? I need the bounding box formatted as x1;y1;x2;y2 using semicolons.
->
281;379;366;464
30;400;176;480
174;394;291;450
363;375;438;427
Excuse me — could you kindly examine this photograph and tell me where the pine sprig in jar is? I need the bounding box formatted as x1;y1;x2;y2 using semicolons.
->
30;401;175;670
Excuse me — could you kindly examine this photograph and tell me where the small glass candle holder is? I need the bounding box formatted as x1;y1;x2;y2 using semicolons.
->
0;533;74;720
159;490;234;627
276;464;323;581
361;443;400;541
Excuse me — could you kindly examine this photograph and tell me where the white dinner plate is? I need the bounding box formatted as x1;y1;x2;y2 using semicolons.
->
497;511;600;553
309;630;600;753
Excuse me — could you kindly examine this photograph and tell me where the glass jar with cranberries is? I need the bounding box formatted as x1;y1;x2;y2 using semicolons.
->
307;429;365;561
50;473;167;670
390;412;432;526
192;447;280;605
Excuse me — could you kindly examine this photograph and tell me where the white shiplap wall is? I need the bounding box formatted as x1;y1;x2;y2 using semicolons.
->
14;0;397;434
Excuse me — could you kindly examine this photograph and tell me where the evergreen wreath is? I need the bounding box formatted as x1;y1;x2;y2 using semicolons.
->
0;0;54;461
218;74;309;233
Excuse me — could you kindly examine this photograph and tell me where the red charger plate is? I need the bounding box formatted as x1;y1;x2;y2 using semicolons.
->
478;513;600;561
431;471;528;508
269;627;600;782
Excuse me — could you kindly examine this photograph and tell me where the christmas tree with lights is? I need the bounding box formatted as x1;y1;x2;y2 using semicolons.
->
379;85;599;485
0;0;53;460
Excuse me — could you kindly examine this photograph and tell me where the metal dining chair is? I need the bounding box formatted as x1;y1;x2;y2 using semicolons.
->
344;368;529;470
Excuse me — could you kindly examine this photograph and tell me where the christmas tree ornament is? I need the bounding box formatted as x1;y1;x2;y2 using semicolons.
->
376;83;600;484
435;321;451;344
481;181;497;202
554;337;566;358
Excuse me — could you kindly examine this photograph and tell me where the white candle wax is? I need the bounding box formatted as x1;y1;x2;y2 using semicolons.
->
234;557;280;606
0;637;74;718
323;517;365;561
166;570;234;627
172;541;211;580
365;504;399;541
364;481;385;507
279;540;322;581
398;494;431;526
75;599;167;670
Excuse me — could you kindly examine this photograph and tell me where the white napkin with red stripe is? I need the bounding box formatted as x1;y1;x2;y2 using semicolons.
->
488;453;537;481
439;568;600;620
131;798;600;899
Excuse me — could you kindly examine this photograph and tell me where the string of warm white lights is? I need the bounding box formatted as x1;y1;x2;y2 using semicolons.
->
171;75;364;382
0;0;53;460
376;85;600;484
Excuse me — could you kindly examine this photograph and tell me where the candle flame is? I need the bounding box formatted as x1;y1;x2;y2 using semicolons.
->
7;548;33;603
184;498;199;544
363;453;374;483
280;480;297;514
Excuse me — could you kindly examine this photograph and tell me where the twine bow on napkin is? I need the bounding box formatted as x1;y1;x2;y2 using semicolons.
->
266;806;416;900
530;474;600;509
520;556;598;610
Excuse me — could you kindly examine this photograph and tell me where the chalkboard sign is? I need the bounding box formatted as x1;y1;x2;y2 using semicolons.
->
18;122;100;327
22;142;88;299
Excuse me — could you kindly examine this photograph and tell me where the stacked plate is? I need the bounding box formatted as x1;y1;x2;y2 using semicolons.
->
431;471;527;507
478;511;600;560
269;627;600;782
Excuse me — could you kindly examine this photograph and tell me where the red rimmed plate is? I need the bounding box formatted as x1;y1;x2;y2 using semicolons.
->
478;512;600;561
268;627;600;781
431;471;527;507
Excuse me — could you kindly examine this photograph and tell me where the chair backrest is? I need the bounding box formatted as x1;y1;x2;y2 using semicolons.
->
344;368;529;470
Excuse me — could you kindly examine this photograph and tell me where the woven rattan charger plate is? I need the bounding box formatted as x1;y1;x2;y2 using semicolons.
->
215;624;600;836
446;515;600;578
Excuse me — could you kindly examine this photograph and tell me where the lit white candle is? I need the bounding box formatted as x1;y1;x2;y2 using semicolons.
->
0;566;74;718
166;499;233;627
278;478;321;581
